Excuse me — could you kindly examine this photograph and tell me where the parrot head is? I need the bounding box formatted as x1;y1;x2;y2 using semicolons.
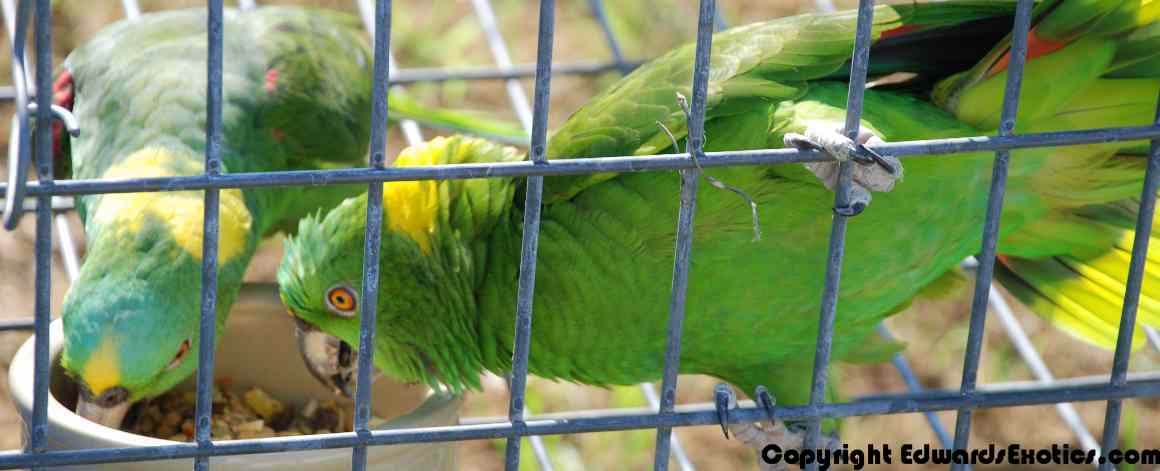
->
277;136;518;395
59;147;255;428
275;195;418;396
59;236;203;429
277;205;486;394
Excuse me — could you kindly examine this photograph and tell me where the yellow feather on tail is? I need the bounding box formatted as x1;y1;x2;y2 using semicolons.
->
996;199;1160;350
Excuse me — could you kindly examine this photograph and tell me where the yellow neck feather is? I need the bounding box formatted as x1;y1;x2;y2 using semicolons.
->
381;144;444;254
91;147;253;263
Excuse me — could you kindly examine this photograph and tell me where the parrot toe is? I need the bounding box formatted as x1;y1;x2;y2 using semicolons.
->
786;125;902;215
715;384;841;471
729;420;841;471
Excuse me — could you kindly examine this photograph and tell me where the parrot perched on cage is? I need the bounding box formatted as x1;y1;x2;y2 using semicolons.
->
277;0;1160;451
53;6;525;429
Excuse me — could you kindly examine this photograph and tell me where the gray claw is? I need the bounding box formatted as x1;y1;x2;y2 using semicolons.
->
834;186;870;216
755;386;776;424
714;383;735;439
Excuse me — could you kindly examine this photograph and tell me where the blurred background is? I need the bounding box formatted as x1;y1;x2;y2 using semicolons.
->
0;0;1157;469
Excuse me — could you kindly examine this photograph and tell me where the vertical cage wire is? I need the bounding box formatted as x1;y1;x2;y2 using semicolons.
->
27;0;51;468
388;53;427;146
985;282;1100;453
652;159;701;471
3;1;1160;469
354;0;426;146
0;0;30;88
875;324;953;448
40;0;128;293
579;0;695;468
351;0;393;468
583;0;633;75
1147;326;1160;352
120;0;139;19
1097;89;1160;471
470;0;534;134
1;0;30;231
639;383;696;471
192;1;225;469
467;0;557;467
949;1;1034;466
801;1;875;467
0;0;35;345
652;1;714;469
502;1;556;469
958;252;1105;458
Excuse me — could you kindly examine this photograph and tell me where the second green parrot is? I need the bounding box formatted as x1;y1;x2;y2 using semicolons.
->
277;0;1160;447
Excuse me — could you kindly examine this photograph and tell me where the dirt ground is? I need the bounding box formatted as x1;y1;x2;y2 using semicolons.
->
1;1;1159;470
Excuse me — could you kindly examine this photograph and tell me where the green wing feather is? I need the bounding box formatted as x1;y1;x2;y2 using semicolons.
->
543;2;1020;203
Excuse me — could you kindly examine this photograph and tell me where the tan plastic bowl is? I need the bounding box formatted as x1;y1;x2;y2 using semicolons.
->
8;283;462;470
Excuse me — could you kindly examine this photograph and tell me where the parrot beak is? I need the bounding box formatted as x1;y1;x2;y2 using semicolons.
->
293;317;357;398
75;386;132;429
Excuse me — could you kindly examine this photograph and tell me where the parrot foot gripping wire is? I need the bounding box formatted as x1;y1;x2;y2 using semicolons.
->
714;384;840;471
3;102;81;230
783;125;902;217
656;92;762;241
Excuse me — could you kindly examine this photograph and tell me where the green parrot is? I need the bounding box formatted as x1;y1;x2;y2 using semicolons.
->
276;0;1160;446
53;6;524;428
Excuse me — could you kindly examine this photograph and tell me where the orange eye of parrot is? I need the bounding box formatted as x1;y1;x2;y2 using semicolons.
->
326;285;357;317
166;339;191;371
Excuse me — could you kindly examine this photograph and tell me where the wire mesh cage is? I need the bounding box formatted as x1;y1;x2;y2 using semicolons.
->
0;0;1158;470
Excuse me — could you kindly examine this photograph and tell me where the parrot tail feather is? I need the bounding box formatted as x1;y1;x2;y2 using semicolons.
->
995;199;1160;350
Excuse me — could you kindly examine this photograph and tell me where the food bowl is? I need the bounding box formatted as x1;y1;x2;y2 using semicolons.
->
8;283;461;470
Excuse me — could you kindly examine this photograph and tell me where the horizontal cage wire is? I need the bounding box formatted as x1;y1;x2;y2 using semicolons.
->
0;0;1156;470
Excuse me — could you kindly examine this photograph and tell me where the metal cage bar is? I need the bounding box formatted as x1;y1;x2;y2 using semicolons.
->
801;1;875;466
1;0;31;231
385;61;643;84
502;0;556;469
583;0;633;75
353;0;424;146
2;1;1160;470
640;383;695;471
987;282;1100;453
27;1;51;469
652;1;714;469
2;376;1159;469
4;125;1160;199
1147;326;1160;352
467;0;555;466
876;324;953;448
192;1;225;469
949;1;1034;467
580;0;694;467
471;0;534;133
349;0;392;467
1097;87;1160;471
120;0;139;19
